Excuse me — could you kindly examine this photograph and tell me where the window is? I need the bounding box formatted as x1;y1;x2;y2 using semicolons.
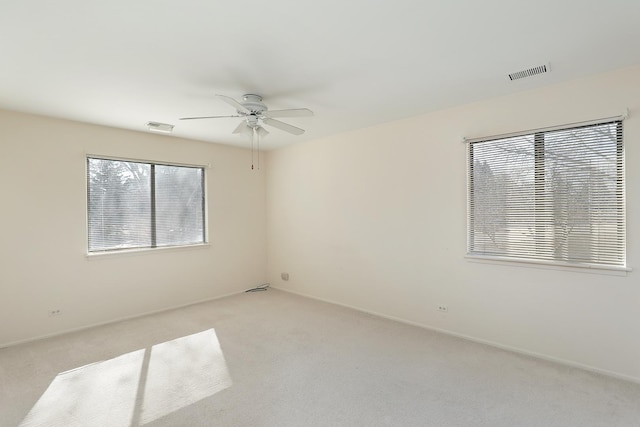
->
467;120;625;268
87;157;205;253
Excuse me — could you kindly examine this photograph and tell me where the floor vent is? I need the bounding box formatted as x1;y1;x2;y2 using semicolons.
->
508;64;549;81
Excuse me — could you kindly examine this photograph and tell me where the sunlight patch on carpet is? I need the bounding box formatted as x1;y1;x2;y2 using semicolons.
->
139;328;232;424
19;350;144;427
19;329;231;427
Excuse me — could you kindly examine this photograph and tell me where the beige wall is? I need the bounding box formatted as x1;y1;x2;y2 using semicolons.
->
266;64;640;381
0;110;267;345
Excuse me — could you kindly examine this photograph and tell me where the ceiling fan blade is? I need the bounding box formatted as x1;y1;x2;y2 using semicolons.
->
232;121;253;137
256;126;269;139
216;94;251;114
263;118;305;135
263;108;314;118
179;115;241;120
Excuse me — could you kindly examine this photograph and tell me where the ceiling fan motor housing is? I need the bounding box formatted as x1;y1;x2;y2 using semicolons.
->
241;94;268;114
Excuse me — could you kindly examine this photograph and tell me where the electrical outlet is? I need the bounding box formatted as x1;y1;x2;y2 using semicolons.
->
437;305;448;313
48;309;62;317
281;272;289;281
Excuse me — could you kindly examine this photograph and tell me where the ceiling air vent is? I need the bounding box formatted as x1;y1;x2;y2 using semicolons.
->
508;64;549;81
146;121;174;133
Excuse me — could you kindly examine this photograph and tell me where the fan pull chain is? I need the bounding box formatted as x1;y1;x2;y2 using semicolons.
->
251;128;255;170
249;127;261;170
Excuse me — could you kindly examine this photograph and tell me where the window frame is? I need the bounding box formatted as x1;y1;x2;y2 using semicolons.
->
86;155;208;255
465;117;628;272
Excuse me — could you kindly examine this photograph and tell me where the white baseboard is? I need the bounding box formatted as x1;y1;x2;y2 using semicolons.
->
272;286;640;385
0;290;245;349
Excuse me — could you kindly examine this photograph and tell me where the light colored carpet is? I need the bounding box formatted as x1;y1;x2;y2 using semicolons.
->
1;288;639;427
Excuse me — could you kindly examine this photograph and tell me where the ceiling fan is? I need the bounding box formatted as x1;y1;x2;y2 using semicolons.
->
179;94;313;138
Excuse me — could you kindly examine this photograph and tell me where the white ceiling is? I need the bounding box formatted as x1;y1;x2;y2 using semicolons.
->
2;1;640;150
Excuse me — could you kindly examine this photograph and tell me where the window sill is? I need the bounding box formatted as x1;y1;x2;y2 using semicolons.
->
86;243;210;259
465;254;631;276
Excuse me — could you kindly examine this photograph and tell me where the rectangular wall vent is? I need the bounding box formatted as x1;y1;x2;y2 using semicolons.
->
508;64;549;81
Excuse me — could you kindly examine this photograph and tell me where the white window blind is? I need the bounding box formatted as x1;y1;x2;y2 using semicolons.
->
467;120;625;268
87;157;205;252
